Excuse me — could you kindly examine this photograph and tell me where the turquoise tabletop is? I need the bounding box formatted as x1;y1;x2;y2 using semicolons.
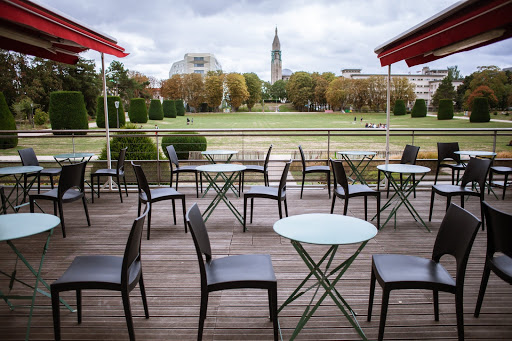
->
377;164;430;174
197;164;246;173
337;151;376;156
455;150;496;157
274;213;377;245
0;213;60;241
201;150;238;155
0;166;43;175
54;153;94;159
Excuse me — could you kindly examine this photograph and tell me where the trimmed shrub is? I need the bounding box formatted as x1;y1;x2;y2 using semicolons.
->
393;99;406;116
99;123;161;161
49;91;88;135
437;99;454;120
128;98;148;123
34;108;49;126
163;100;177;118
470;97;490;123
161;132;207;160
96;96;126;128
175;100;185;116
411;99;427;117
0;92;18;149
148;99;164;120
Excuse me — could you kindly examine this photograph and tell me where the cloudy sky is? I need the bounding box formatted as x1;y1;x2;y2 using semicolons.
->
39;0;512;82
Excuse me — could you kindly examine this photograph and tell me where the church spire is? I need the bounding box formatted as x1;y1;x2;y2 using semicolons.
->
271;26;282;85
272;27;280;51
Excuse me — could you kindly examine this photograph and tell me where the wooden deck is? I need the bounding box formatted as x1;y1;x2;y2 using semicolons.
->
1;184;511;341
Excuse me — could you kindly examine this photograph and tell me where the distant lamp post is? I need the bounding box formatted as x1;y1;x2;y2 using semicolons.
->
114;101;120;128
30;102;34;128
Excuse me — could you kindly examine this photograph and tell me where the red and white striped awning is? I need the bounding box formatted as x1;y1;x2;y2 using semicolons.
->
0;0;128;64
375;0;512;67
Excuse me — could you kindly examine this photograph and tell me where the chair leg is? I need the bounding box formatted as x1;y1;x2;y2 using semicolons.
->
284;198;288;217
364;196;368;221
117;175;123;203
147;206;152;240
123;175;128;197
455;290;465;341
330;195;336;214
139;274;150;319
121;289;136;341
429;190;435;221
327;170;331;198
503;173;509;200
37;174;41;194
50;175;55;190
376;194;381;229
51;287;61;341
243;196;248;232
378;289;391;341
240;171;244;193
82;196;91;226
58;201;66;238
200;172;203;193
182;197;187;233
474;262;491;317
198;291;208;341
413;174;416;198
270;285;279;341
367;267;376;321
434;166;440;185
433;290;439;321
250;198;254;223
343;197;349;216
172;199;177;225
175;173;179;191
300;173;305;199
278;200;282;219
76;289;82;323
195;172;199;198
91;175;95;203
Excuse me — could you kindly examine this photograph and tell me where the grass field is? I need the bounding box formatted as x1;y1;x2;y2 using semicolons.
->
5;111;512;158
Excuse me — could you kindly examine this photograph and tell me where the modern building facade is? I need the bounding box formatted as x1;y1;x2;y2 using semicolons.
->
341;67;463;107
271;28;282;84
169;53;222;77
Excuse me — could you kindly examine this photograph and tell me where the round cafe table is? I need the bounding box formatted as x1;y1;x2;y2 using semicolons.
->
0;166;43;211
201;150;240;195
274;213;377;340
336;151;376;185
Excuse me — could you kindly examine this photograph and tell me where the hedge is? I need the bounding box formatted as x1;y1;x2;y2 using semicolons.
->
148;99;164;120
393;99;406;116
161;132;207;160
175;100;185;116
470;97;490;123
99;123;161;161
128;98;148;123
49;91;88;135
411;99;427;117
96;96;125;128
163;100;177;118
437;99;454;120
0;92;18;149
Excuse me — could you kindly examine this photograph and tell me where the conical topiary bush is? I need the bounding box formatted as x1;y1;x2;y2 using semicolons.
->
437;99;454;120
128;98;148;123
393;99;406;116
49;91;89;135
470;97;490;123
411;99;427;117
0;92;18;149
163;99;177;118
175;99;185;116
148;99;164;120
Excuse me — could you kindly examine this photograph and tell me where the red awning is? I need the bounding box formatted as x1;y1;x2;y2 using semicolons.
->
375;0;512;67
0;0;128;64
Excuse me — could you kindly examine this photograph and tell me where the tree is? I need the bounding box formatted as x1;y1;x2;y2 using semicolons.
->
455;73;473;110
128;70;152;99
0;50;22;107
225;73;249;111
96;96;126;128
393;99;406;116
182;73;205;112
351;78;369;111
128;98;148;123
470;97;490;122
162;99;177;118
468;66;508;109
61;58;101;115
0;92;18;149
148;99;164;120
286;71;314;111
204;71;224;111
48;91;89;134
467;85;498;109
447;65;463;80
432;74;456;108
326;77;352;111
438;99;454;120
391;76;416;107
366;75;387;111
161;74;184;100
411;99;427;117
271;80;287;101
261;81;273;101
243;72;262;112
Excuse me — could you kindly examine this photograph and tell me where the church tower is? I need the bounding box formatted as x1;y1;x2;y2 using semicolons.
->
271;27;282;85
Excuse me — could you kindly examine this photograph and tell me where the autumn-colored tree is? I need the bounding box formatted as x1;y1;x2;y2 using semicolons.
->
391;76;416;107
243;72;262;111
161;74;184;100
128;71;151;99
366;75;387;111
182;73;205;112
467;85;498;109
351;78;369;111
314;76;329;110
204;71;224;111
225;73;249;111
326;77;352;111
468;66;508;109
286;71;314;111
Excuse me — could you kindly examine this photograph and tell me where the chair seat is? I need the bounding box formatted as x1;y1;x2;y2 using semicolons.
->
176;165;198;172
140;187;182;201
491;255;512;280
93;168;122;176
443;163;466;170
40;168;62;176
246;185;281;198
244;165;264;172
432;184;478;195
305;165;330;173
491;166;512;174
206;254;276;289
31;188;84;202
373;254;455;289
335;184;376;196
53;255;124;287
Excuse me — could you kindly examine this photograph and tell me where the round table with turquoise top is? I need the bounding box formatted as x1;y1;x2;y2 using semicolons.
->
274;213;377;340
0;166;43;211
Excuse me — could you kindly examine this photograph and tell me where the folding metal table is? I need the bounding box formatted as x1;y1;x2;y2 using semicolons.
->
336;151;376;185
0;166;42;212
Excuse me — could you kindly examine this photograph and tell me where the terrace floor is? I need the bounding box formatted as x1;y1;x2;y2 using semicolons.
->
0;183;511;341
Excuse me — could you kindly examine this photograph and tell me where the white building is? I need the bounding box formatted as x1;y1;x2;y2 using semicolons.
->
169;53;222;77
341;67;462;107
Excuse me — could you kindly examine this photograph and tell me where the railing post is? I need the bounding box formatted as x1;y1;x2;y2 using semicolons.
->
412;130;415;146
493;130;497;153
72;133;75;153
327;130;331;160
